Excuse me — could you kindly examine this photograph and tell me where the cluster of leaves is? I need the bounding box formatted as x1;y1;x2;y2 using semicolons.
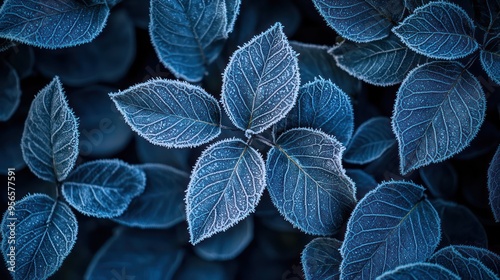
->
0;0;499;279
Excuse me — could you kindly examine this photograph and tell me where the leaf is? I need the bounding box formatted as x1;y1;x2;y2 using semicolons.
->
266;128;356;235
376;262;460;280
312;0;405;43
174;255;230;280
84;227;184;280
62;159;146;218
1;194;78;280
110;79;221;148
340;181;441;280
149;0;227;82
113;163;189;228
301;237;342;280
21;76;79;182
221;23;300;136
420;162;458;199
330;34;430;86
4;44;34;79
344;117;396;164
392;2;478;60
392;61;486;174
275;78;354;145
448;245;500;275
225;0;241;33
429;246;499;279
0;125;25;174
135;136;191;172
186;138;265;245
0;0;109;48
194;216;253;261
346;169;377;200
488;145;500;222
0;58;20;121
480;36;500;85
475;0;500;40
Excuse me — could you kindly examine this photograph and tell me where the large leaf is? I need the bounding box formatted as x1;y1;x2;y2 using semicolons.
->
221;23;300;136
376;263;460;280
392;61;486;174
21;76;79;182
149;0;227;82
447;245;500;275
0;58;20;121
480;36;500;85
0;0;109;48
186;139;265;245
340;181;441;280
488;145;500;222
110;79;221;148
301;237;342;280
266;128;356;235
275;78;354;145
312;0;405;43
393;2;478;59
1;194;78;280
62;159;146;218
330;34;430;86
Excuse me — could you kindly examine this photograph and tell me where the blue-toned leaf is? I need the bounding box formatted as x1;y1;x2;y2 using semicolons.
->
301;237;342;280
21;76;79;182
429;246;499;280
0;58;20;121
392;61;486;174
0;125;25;174
376;262;460;280
186;139;265;245
221;23;300;136
420;162;458;199
312;0;405;43
4;44;34;79
346;169;377;200
488;145;500;222
113;163;189;228
225;0;241;33
344;117;396;164
266;128;356;235
404;0;474;16
275;78;354;145
35;9;135;86
173;255;230;280
481;37;500;85
340;181;441;280
149;0;227;82
194;216;253;261
290;41;362;95
84;227;184;280
0;0;109;48
475;0;500;39
393;2;478;59
110;79;221;148
1;194;78;280
135;136;191;172
62;159;146;218
330;34;430;86
122;0;149;29
450;245;500;275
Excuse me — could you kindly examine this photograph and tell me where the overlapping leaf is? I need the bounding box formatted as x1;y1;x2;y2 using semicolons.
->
449;245;500;275
346;169;377;200
301;238;342;280
221;23;300;136
110;79;221;148
340;181;441;280
376;263;460;280
392;61;486;174
481;36;500;85
0;58;20;121
1;194;78;280
330;34;430;86
488;145;500;222
0;0;109;48
266;128;356;235
393;2;478;59
62;159;146;218
21;76;79;182
420;163;458;199
225;0;241;33
186;139;265;245
475;0;500;40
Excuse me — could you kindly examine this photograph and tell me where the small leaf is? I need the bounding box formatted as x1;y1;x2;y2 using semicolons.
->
221;23;300;136
312;0;405;43
275;78;354;145
448;245;500;275
480;36;500;85
225;0;241;33
266;128;356;235
340;181;441;280
149;0;227;82
376;263;460;280
62;159;146;218
21;76;79;182
0;58;20;121
392;61;486;174
346;169;377;200
420;163;458;199
393;2;478;59
0;0;109;48
194;217;253;261
110;79;221;148
186;139;265;245
1;194;78;280
330;34;430;86
113;163;189;228
301;237;342;280
488;145;500;222
344;117;396;164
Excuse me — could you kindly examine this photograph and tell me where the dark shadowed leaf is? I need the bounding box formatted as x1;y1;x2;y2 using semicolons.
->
376;262;460;280
0;125;25;174
173;255;230;280
135;136;191;172
301;237;342;280
488;145;500;222
0;58;20;121
420;162;458;199
448;245;500;275
481;36;500;85
346;169;377;200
